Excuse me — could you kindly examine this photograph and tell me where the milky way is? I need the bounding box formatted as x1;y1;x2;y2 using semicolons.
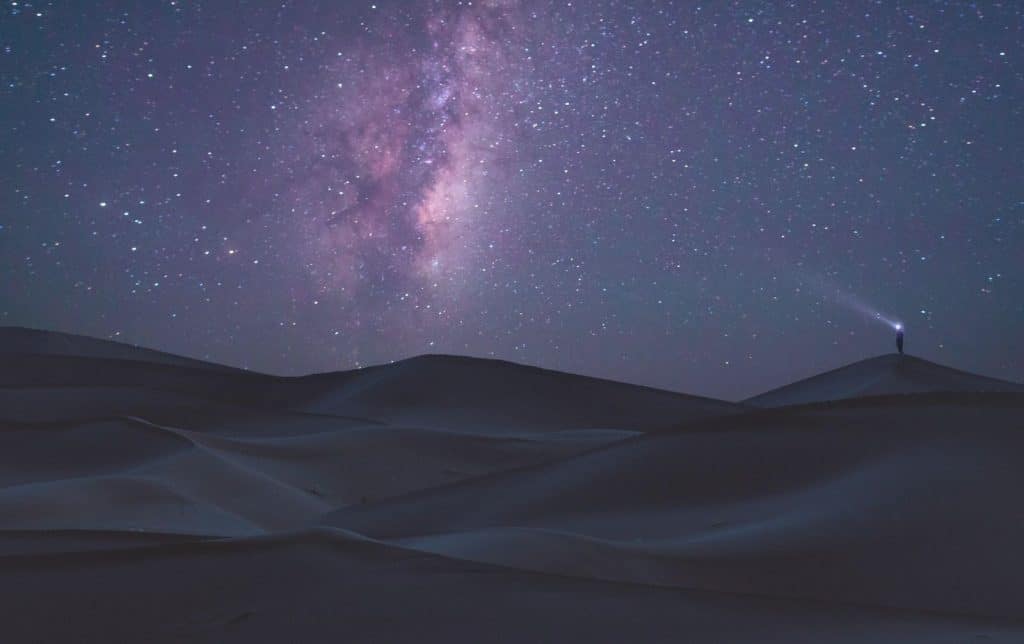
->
291;4;527;293
2;1;1022;398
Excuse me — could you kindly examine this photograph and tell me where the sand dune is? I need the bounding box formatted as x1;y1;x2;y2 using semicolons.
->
747;353;1024;407
0;418;192;487
0;326;239;372
0;328;740;434
323;396;1024;618
288;354;740;432
0;329;693;535
2;327;1024;640
0;415;625;535
2;529;1021;643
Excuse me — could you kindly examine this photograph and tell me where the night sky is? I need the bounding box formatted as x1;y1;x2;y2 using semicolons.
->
2;1;1021;400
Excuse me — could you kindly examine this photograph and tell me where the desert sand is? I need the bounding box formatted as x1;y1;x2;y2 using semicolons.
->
1;326;1023;642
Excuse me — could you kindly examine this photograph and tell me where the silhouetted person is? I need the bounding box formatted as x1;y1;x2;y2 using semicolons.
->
896;326;904;355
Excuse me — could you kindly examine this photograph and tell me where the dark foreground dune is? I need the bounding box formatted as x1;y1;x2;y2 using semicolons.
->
3;530;1021;644
2;327;1023;642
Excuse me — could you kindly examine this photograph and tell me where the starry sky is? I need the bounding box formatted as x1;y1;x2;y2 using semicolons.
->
2;1;1021;400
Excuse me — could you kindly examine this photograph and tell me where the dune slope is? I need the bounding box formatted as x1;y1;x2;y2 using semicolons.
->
323;395;1024;618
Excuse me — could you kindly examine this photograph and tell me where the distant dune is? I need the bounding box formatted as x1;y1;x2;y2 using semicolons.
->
0;327;739;432
288;353;740;432
1;327;1022;642
0;326;240;372
746;353;1024;407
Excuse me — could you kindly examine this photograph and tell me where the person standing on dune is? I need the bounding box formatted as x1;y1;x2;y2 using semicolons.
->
896;325;904;355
